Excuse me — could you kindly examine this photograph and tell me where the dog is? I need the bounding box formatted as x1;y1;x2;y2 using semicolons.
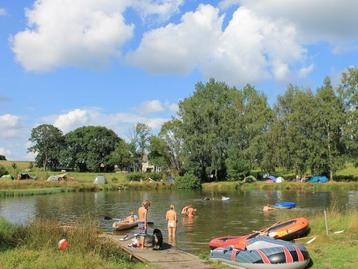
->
152;228;163;250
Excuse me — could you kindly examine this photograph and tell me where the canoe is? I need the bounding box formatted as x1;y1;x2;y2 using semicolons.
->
273;202;296;209
209;217;309;249
266;217;309;241
210;236;310;269
112;221;155;232
112;221;138;231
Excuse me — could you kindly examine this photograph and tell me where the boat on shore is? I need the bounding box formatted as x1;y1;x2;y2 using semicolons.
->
210;236;310;269
209;217;309;249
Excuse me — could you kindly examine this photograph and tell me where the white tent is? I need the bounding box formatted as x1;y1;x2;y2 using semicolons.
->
93;176;107;184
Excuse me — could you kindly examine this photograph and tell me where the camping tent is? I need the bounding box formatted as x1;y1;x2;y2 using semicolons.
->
243;175;257;183
267;175;277;182
17;173;36;180
308;176;328;183
93;176;107;184
276;177;285;183
0;174;13;180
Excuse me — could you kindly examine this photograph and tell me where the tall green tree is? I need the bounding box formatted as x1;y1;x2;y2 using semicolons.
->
148;136;171;171
28;124;64;170
108;140;135;171
338;67;358;164
61;126;119;171
271;85;316;177
226;84;272;179
159;119;185;174
179;79;236;180
131;123;151;165
312;78;345;179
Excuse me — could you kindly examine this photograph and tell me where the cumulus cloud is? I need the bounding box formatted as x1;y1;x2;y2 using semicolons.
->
219;0;239;10
238;0;358;44
132;0;183;22
11;0;133;72
49;105;170;138
136;100;164;115
129;4;306;84
299;64;315;78
0;114;22;138
0;147;11;157
11;0;183;72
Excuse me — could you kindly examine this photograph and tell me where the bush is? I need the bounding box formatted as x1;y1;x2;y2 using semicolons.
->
0;166;8;177
127;172;145;181
176;173;201;190
147;172;163;181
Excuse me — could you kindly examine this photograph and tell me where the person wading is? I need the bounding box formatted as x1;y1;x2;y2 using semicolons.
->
166;204;178;245
138;200;151;249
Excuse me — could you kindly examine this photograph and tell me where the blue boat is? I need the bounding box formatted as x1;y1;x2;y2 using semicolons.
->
273;202;296;209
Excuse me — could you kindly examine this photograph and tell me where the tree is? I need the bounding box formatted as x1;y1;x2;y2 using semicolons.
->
159;119;185;174
61;126;120;171
148;135;171;172
0;155;6;160
131;123;151;169
338;67;358;164
312;78;345;179
28;124;64;170
108;140;135;171
270;86;317;177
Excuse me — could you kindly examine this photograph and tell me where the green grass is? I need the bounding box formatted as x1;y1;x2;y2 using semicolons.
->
202;181;358;192
0;217;158;269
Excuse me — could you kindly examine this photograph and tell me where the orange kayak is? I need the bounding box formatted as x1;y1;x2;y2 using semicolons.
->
209;217;309;249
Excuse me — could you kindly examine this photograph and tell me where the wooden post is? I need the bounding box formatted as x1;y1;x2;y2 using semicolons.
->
324;209;329;236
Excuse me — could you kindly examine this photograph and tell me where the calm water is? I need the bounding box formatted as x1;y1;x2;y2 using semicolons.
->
0;189;357;254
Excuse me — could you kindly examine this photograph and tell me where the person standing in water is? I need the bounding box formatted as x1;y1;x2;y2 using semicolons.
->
138;200;151;249
166;204;178;245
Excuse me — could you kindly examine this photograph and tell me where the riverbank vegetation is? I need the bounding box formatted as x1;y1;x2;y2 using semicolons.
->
202;181;358;192
0;217;157;269
278;208;358;269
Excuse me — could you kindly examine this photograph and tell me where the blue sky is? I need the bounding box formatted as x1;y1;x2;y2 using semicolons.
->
0;0;357;160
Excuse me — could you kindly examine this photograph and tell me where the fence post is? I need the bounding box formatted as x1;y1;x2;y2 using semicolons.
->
324;209;329;236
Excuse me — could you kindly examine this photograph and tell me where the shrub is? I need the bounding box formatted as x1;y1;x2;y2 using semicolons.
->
147;172;163;181
0;166;8;177
127;172;145;181
111;177;118;183
176;173;201;190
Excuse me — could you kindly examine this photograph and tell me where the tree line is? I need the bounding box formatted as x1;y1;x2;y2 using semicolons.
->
28;68;357;181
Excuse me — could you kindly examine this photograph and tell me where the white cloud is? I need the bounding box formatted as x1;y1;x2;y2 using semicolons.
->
136;100;164;115
167;103;179;113
132;0;183;22
129;5;306;84
11;0;183;72
53;108;96;133
0;147;11;157
238;0;358;44
0;114;22;138
49;106;169;137
0;8;6;16
219;0;239;10
299;64;314;78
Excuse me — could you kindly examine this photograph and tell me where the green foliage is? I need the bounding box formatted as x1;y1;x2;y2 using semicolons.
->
0;166;8;177
108;140;136;170
176;173;201;189
28;124;64;170
0;155;6;160
61;126;120;172
127;172;145;181
148;136;171;171
11;163;16;171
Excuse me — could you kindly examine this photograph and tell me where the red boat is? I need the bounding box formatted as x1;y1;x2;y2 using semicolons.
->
209;217;309;249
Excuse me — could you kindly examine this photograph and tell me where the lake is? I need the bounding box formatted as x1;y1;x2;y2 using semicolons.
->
0;189;357;254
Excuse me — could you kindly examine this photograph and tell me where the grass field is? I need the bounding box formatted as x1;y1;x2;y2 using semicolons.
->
0;217;158;269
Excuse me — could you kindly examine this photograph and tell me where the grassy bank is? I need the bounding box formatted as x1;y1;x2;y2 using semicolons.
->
210;209;358;269
202;181;358;192
0;217;157;269
0;180;175;197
